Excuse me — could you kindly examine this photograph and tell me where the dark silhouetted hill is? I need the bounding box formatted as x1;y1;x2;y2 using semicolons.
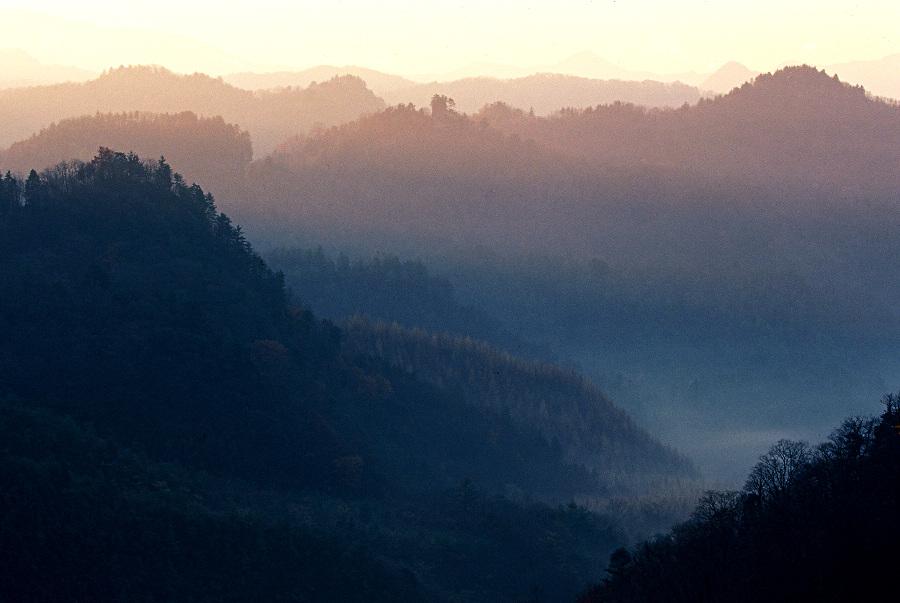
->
343;318;694;485
579;397;900;602
0;149;689;601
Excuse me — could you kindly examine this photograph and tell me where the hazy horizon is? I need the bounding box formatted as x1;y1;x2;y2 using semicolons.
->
3;3;900;601
3;1;899;81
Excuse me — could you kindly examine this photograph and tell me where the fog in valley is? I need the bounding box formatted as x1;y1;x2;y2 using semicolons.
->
2;2;899;601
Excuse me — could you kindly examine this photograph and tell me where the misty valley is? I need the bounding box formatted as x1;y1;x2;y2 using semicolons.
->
1;20;899;603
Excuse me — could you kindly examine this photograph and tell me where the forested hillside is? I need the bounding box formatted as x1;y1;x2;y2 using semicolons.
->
343;319;693;487
476;66;900;192
0;150;683;601
5;3;898;601
266;247;543;358
0;66;385;154
579;397;900;602
242;67;900;258
234;68;900;480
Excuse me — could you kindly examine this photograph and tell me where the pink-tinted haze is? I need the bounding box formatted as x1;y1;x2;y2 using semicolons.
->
2;1;898;79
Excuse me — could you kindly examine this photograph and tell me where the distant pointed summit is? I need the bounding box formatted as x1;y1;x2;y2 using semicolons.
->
701;61;759;94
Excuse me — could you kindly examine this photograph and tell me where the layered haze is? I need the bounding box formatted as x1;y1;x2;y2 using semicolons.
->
1;2;899;601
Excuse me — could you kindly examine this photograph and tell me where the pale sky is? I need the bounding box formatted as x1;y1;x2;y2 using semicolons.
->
2;1;898;77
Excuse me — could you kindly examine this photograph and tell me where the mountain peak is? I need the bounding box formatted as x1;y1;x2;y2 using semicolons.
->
704;65;879;122
754;65;862;95
701;61;759;93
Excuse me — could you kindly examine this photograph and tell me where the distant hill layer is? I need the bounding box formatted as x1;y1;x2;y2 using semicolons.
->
701;61;759;93
226;65;416;95
383;74;703;114
343;318;693;481
0;112;251;194
474;66;900;190
0;66;385;155
826;54;900;100
0;49;95;88
243;67;900;254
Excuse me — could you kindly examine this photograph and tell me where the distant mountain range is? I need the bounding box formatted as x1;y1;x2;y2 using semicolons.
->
383;74;703;114
234;65;900;480
0;48;95;88
226;65;417;95
221;52;900;106
825;54;900;100
0;65;384;155
4;46;900;100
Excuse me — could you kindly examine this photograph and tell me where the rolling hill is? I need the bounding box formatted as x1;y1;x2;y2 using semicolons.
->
0;65;385;155
233;67;900;481
0;111;251;195
226;65;416;96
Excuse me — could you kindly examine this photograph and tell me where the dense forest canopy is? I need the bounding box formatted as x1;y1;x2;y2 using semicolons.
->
343;318;694;486
266;246;543;358
0;149;694;601
579;398;900;602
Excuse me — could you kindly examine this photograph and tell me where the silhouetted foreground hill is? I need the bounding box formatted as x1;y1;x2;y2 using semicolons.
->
0;66;385;155
0;150;687;601
579;398;900;602
0;404;420;603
